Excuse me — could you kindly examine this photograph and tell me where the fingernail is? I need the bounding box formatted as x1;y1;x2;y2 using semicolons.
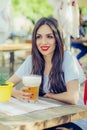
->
31;93;34;96
30;96;32;99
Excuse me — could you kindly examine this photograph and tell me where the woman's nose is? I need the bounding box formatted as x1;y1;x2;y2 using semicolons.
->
41;37;46;44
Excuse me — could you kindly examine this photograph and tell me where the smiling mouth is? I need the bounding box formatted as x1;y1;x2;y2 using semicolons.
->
40;46;50;51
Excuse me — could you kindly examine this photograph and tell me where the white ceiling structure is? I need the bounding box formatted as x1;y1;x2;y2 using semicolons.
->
78;0;87;7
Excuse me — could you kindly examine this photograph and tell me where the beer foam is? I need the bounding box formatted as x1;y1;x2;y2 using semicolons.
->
22;75;41;87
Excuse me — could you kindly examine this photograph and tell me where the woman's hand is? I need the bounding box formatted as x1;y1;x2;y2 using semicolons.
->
12;87;33;103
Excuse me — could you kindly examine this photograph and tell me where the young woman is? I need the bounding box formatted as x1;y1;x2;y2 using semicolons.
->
8;17;85;130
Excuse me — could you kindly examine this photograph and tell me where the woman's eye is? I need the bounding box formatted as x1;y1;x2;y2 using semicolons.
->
36;35;41;39
47;35;54;39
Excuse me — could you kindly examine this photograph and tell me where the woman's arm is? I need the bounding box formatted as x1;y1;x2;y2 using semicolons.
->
71;37;87;43
44;79;79;105
8;74;22;86
8;74;30;102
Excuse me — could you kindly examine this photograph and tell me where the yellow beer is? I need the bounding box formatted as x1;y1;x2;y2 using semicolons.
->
24;86;39;102
23;75;41;103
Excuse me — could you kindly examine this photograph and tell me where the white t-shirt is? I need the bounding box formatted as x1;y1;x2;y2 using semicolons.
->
15;50;85;85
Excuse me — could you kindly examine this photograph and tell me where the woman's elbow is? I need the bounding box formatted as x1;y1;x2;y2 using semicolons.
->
70;99;78;105
68;94;79;105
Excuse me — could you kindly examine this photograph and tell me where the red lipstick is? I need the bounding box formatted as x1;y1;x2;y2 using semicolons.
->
40;46;50;51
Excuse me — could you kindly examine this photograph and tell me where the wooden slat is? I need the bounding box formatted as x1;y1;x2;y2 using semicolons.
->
0;98;87;130
0;43;32;52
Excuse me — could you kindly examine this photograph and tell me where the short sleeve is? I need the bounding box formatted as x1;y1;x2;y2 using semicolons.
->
15;55;32;79
62;51;86;84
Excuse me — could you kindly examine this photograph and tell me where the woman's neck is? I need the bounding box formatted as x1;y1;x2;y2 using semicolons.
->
44;54;52;64
44;55;52;75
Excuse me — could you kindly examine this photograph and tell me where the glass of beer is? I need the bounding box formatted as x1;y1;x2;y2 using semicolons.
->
22;75;41;103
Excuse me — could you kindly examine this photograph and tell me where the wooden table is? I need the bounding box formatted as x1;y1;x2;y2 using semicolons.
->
0;43;32;51
0;43;32;73
0;98;87;130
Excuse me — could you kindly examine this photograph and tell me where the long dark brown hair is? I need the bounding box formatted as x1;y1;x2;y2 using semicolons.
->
31;17;66;95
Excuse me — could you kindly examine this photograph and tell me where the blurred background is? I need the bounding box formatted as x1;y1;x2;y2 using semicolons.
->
11;0;87;37
0;0;87;76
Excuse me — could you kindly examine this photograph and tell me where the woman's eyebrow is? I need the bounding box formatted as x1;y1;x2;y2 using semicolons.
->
36;33;40;35
36;33;53;35
46;33;54;35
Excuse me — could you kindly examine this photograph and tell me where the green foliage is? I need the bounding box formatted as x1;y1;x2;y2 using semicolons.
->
82;8;87;14
80;7;87;14
0;73;9;85
12;0;53;22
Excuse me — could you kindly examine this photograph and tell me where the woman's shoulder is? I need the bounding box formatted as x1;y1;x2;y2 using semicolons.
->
21;55;32;67
15;55;32;77
25;55;32;62
63;50;75;68
26;55;32;59
64;50;73;60
63;51;85;84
